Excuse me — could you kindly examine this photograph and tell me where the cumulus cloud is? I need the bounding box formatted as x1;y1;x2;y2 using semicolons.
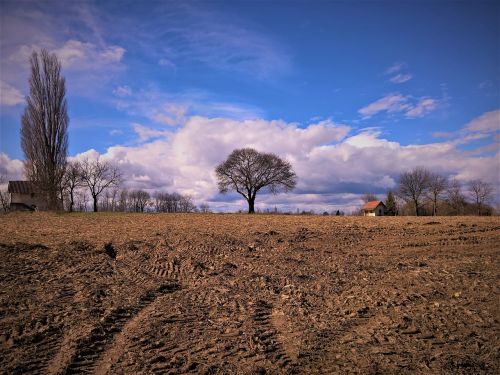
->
359;93;438;119
0;153;24;180
132;123;172;142
65;115;497;212
0;80;24;106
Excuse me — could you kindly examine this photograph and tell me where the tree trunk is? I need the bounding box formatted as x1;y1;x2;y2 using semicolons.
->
93;195;98;212
248;198;255;214
69;190;74;212
414;199;419;216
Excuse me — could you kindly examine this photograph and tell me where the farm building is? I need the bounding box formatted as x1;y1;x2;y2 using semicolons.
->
8;181;45;211
363;200;386;216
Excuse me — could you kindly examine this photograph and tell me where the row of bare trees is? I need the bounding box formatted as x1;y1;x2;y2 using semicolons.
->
61;159;121;212
67;187;206;213
396;167;495;216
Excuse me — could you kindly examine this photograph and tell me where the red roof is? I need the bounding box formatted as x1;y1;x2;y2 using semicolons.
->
8;181;34;194
363;200;385;210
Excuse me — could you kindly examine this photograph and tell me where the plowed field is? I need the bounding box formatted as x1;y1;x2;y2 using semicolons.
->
0;213;499;374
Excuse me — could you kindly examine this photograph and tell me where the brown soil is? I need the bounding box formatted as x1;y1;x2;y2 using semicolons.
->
0;212;499;374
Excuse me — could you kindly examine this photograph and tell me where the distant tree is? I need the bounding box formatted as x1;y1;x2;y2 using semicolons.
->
199;203;211;213
21;49;68;210
446;178;466;215
0;174;10;212
469;179;493;216
62;161;83;212
80;158;121;212
179;194;195;212
118;189;129;211
215;148;297;214
129;189;150;212
362;193;378;203
398;167;431;216
385;190;397;216
427;172;447;216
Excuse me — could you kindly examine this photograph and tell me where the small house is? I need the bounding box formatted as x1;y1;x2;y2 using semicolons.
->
363;200;386;216
8;181;44;211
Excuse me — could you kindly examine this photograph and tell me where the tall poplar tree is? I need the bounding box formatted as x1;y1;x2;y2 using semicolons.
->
21;49;68;210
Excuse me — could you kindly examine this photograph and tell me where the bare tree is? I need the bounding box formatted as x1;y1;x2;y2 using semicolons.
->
446;178;466;215
21;49;68;210
398;167;430;216
0;174;10;212
129;189;150;212
469;179;493;215
80;158;121;212
199;203;211;213
362;193;378;203
427;172;447;216
215;148;297;214
179;194;195;212
61;161;83;212
118;189;129;211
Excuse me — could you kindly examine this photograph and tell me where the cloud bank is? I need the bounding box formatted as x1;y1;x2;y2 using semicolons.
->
2;111;498;212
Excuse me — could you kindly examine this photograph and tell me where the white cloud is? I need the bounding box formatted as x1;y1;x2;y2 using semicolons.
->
358;94;411;119
113;85;132;97
132;123;172;142
152;104;188;126
405;97;437;118
113;88;264;125
0;80;24;106
389;73;412;84
53;39;125;69
385;62;405;75
359;93;438;119
0;153;24;180
465;109;500;133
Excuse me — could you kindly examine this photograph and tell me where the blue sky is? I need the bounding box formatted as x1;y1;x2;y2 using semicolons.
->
0;0;498;212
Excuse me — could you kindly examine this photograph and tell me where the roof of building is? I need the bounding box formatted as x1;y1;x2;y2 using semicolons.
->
363;200;385;210
8;181;35;194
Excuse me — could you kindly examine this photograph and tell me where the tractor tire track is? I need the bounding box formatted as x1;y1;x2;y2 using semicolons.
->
63;282;181;374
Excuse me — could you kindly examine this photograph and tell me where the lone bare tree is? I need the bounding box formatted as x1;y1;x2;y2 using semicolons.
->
398;167;430;216
62;161;83;212
80;158;121;212
215;148;297;214
427;172;448;216
21;49;68;210
469;179;493;215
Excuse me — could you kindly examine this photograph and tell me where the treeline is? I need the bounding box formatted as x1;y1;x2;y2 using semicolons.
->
73;189;208;213
61;159;210;213
374;167;496;216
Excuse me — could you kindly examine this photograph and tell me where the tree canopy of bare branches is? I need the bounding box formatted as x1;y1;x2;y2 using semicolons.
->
21;49;68;210
427;172;448;216
398;167;430;216
215;148;297;214
62;161;83;212
469;179;493;215
447;178;466;215
80;158;121;212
